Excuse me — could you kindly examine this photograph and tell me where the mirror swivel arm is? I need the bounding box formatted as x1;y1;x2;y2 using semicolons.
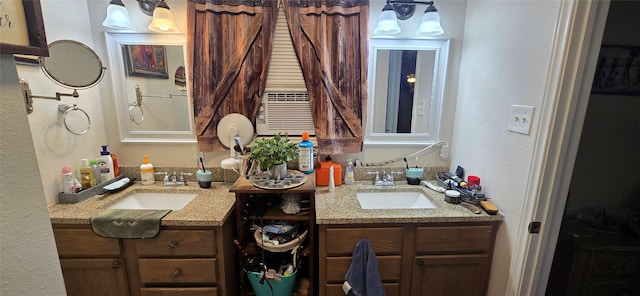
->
20;79;79;114
135;85;186;107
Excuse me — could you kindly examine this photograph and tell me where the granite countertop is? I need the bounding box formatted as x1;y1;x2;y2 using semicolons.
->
48;182;236;227
315;180;504;224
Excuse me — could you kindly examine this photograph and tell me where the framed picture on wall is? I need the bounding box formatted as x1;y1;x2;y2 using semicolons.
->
0;0;49;56
123;44;169;79
591;45;640;95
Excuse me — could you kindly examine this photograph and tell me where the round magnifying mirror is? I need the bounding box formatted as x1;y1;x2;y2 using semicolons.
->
40;40;106;89
175;65;186;91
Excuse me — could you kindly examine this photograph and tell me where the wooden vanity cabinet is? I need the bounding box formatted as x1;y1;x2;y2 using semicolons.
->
52;221;236;296
53;228;127;296
411;225;495;296
319;222;499;296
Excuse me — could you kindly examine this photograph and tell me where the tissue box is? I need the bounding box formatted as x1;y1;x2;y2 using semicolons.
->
315;160;341;186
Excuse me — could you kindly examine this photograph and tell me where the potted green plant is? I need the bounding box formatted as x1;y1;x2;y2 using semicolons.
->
248;133;298;178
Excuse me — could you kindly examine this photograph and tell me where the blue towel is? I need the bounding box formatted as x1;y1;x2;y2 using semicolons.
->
343;239;386;296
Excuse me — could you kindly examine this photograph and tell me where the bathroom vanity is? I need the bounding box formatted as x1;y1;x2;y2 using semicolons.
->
48;183;237;296
315;183;503;296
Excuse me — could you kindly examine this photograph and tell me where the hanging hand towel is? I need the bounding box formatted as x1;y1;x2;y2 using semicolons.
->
343;239;386;296
90;209;171;239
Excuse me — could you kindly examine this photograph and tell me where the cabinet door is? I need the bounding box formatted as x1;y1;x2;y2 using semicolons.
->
411;254;489;296
60;259;128;296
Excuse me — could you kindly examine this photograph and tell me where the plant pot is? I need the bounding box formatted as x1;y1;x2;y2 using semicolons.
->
269;163;288;180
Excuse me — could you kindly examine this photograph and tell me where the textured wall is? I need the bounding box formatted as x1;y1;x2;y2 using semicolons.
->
452;1;563;295
0;55;66;295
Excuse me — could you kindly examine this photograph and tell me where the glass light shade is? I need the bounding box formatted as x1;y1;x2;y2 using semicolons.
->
416;11;444;36
148;6;179;33
374;8;401;35
102;2;133;30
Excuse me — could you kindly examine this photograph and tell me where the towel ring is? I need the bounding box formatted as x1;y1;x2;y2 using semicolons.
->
58;104;90;135
128;102;144;125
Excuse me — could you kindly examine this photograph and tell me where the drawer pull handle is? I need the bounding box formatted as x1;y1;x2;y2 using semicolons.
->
112;261;120;269
416;259;424;266
172;268;182;277
169;241;178;248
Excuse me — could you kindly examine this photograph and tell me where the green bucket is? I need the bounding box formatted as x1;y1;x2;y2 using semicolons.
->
247;269;297;296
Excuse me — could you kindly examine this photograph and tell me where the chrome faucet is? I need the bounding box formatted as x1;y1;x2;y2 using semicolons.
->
157;171;192;187
367;170;401;186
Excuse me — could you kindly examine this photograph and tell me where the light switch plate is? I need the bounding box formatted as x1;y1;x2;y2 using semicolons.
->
508;105;535;135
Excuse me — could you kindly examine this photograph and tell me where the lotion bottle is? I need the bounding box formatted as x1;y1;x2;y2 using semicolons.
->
61;166;81;194
140;154;155;185
98;145;115;181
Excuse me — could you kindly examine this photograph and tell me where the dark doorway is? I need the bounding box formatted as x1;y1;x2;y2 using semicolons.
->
545;1;640;295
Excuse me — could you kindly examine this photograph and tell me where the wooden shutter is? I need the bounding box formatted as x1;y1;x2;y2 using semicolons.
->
187;0;277;151
283;0;369;154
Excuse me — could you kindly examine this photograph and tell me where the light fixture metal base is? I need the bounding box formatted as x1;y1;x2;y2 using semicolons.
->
393;3;415;20
137;0;158;16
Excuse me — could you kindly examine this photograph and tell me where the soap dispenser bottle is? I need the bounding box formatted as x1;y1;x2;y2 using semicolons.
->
140;154;155;185
344;159;355;185
97;145;115;181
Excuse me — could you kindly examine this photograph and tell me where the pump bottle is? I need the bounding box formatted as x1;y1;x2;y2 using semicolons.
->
344;159;355;185
140;154;155;185
97;145;115;181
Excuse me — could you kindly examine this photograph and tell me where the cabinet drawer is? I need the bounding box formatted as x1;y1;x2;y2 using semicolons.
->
324;227;403;255
325;256;402;282
138;258;217;284
54;228;121;257
134;230;216;257
415;225;493;253
325;283;400;296
140;287;218;296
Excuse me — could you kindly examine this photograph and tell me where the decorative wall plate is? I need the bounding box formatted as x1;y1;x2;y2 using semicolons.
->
249;170;307;190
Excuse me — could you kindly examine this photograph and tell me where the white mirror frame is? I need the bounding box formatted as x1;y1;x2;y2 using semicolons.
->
105;32;196;143
365;38;449;146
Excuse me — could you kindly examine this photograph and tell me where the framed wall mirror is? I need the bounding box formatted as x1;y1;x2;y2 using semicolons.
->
366;38;449;145
105;32;195;143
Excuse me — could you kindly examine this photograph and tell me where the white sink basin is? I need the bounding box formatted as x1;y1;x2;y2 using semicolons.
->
356;191;437;209
107;193;198;211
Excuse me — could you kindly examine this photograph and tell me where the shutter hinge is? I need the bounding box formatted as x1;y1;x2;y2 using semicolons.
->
528;221;541;234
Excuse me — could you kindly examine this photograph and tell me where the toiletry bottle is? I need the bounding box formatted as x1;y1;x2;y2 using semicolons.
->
298;131;314;174
90;159;102;185
328;165;335;193
111;154;120;177
61;166;80;194
344;159;355;185
79;159;95;189
97;145;115;181
140;154;155;185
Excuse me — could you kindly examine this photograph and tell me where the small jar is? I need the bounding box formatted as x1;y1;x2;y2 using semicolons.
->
444;190;461;204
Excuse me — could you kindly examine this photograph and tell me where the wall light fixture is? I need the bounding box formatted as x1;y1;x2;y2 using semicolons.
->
374;0;444;36
102;0;179;33
148;0;179;33
102;0;134;30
